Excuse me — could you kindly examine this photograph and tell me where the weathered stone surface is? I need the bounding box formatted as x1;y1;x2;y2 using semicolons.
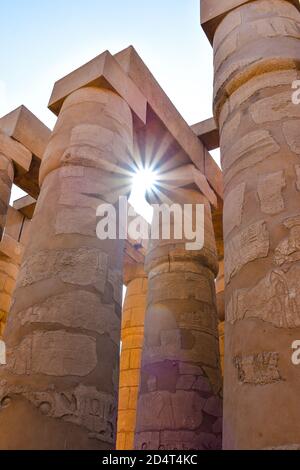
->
225;221;270;284
7;331;97;377
295;165;300;191
223;183;245;237
222;131;280;187
250;92;300;124
13;291;120;344
0;254;20;338
283;120;300;154
257;171;286;215
136;391;205;432
234;352;282;385
55;207;97;237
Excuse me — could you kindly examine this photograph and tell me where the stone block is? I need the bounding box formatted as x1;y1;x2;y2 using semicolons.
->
48;50;147;125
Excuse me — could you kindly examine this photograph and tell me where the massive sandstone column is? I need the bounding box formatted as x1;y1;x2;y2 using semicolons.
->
216;260;225;375
117;263;148;450
0;87;133;449
135;189;222;450
0;203;32;339
0;255;18;338
201;0;300;449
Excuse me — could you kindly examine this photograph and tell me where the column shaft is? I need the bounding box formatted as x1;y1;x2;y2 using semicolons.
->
213;0;300;449
216;260;225;376
0;254;19;338
117;264;148;450
135;190;222;450
0;87;133;450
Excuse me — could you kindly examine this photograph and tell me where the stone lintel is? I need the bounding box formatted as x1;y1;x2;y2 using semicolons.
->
192;117;219;150
0;106;51;161
0;130;32;173
114;46;222;203
200;0;300;44
13;195;36;219
48;50;147;126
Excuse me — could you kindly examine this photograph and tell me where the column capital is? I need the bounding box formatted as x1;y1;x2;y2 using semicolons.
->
123;262;147;287
200;0;300;44
48;50;147;126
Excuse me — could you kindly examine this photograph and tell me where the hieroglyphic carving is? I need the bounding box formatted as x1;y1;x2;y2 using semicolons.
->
257;171;286;214
0;382;116;444
274;217;300;267
227;218;300;327
16;248;109;292
143;329;219;368
135;386;222;450
225;221;270;284
108;269;123;304
137;391;205;432
234;352;282;385
223;183;245;237
7;331;97;377
227;266;300;328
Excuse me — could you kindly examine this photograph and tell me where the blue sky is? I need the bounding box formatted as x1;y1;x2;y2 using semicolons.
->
0;0;217;200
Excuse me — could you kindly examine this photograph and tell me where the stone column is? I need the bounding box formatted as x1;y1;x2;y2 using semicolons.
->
205;0;300;449
216;260;225;375
0;154;14;240
0;255;19;338
135;189;222;451
117;263;148;450
0;87;133;450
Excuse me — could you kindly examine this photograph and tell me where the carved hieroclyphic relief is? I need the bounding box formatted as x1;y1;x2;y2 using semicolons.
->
16;248;109;292
0;382;116;444
135;364;222;450
222;130;280;188
225;221;270;284
257;171;286;215
234;352;282;385
223;183;245;238
227;217;300;328
274;217;300;267
143;328;219;368
7;331;97;377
